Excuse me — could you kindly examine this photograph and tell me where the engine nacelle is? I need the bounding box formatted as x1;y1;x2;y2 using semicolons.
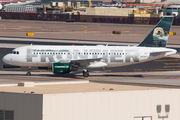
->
52;63;70;74
0;4;2;10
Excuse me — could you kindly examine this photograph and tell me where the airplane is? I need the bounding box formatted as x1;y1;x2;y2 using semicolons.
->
2;16;177;77
4;1;36;6
0;0;38;10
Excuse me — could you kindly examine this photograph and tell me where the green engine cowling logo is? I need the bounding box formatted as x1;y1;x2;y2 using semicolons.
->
52;63;70;74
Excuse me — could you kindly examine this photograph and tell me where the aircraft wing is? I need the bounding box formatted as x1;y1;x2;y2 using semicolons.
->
71;58;102;67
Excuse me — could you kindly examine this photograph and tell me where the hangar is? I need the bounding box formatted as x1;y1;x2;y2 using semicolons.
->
0;80;180;120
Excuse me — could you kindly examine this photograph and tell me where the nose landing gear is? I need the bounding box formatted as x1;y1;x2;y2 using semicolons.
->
83;69;89;77
26;67;31;76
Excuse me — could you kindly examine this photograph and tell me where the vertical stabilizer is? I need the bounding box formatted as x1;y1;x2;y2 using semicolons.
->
138;16;174;47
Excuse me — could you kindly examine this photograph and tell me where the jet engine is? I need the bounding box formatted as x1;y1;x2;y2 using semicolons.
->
52;63;70;74
0;4;2;10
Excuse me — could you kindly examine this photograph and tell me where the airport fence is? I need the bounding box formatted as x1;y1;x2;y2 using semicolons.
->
0;12;180;25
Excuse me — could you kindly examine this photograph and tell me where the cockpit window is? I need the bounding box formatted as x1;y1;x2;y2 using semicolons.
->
10;51;19;54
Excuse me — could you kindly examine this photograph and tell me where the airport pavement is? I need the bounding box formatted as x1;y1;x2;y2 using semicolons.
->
0;36;134;48
0;19;180;45
0;37;180;48
0;71;180;88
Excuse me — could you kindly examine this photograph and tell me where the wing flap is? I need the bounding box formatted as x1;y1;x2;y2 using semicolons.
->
71;58;102;67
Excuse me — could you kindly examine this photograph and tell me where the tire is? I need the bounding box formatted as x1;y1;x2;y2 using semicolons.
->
83;72;89;77
26;71;31;76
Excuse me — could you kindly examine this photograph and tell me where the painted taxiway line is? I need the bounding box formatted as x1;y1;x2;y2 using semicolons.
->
0;43;27;48
0;70;180;76
0;80;89;87
89;79;180;88
0;37;135;46
0;36;179;49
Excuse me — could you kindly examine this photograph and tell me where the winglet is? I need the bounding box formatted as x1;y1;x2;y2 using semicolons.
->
138;16;174;47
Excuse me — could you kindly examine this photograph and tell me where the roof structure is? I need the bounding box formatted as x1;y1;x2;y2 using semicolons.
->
0;81;166;94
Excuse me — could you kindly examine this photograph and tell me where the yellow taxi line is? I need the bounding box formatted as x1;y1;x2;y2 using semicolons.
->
155;59;180;62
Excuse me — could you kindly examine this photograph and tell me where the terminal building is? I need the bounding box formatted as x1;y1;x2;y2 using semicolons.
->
0;80;180;120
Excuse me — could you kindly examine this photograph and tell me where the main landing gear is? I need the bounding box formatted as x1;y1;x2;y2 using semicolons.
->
26;67;31;76
83;69;89;77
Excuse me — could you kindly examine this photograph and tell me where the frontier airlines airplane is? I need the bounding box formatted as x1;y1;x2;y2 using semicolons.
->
2;16;177;77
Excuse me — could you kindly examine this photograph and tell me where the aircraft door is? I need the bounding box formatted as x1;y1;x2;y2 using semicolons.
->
27;49;32;62
26;49;38;64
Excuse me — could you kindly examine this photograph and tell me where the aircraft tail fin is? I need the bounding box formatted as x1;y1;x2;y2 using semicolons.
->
138;16;174;47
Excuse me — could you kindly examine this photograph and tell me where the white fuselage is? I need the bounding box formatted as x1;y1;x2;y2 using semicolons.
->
2;45;177;68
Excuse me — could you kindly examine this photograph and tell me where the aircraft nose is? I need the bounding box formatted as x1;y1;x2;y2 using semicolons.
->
3;55;7;63
2;54;11;64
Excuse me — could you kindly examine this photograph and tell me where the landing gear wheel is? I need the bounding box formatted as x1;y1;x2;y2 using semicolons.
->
26;71;31;76
83;72;89;77
83;69;89;77
26;66;31;76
